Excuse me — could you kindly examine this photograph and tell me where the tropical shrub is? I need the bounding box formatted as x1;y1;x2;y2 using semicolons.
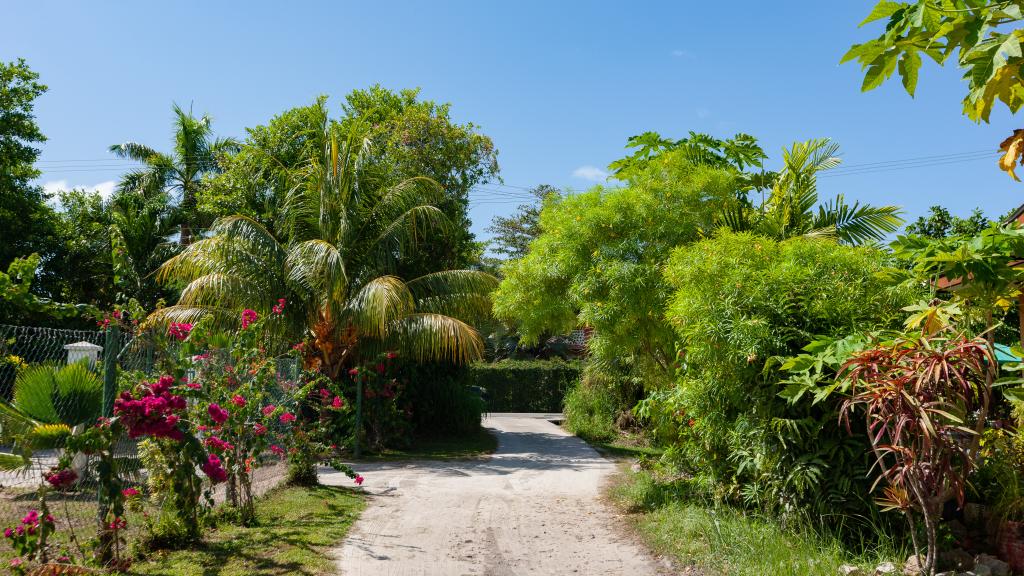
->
562;374;621;442
400;363;482;436
838;326;993;575
493;151;740;390
657;231;918;519
466;360;579;413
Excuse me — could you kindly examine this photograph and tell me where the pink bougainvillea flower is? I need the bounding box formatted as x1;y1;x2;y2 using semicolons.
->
10;558;21;567
354;475;364;486
201;454;228;483
3;528;12;538
113;378;187;440
186;382;202;390
348;368;359;377
261;404;276;416
108;517;128;531
121;488;140;498
253;423;267;435
292;342;305;351
207;403;229;424
386;351;398;359
205;436;235;452
279;412;296;424
167;322;193;341
230;394;247;408
241;308;258;329
270;445;285;457
272;298;286;315
331;396;344;409
44;468;77;489
320;388;330;398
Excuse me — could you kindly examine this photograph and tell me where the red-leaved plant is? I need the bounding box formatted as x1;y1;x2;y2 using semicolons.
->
838;331;993;576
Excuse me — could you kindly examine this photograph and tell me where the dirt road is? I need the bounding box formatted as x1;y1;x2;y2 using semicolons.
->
322;414;664;576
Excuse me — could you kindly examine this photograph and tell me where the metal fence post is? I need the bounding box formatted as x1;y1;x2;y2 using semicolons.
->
354;378;363;459
98;323;119;552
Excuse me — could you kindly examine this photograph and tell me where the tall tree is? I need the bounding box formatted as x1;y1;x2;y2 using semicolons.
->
110;104;238;245
155;119;497;378
0;59;57;272
341;86;500;275
485;184;560;260
904;205;992;239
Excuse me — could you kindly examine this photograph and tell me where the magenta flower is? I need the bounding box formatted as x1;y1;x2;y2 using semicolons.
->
332;396;344;409
114;378;187;440
44;468;77;489
354;475;364;486
241;308;258;329
201;454;228;483
168;322;193;341
262;404;276;416
205;436;235;452
121;488;140;498
253;423;267;435
279;412;296;424
230;394;247;408
270;445;285;457
272;298;286;315
207;403;230;424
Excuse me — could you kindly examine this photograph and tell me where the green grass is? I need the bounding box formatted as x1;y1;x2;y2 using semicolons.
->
129;485;364;576
357;428;498;461
610;469;904;576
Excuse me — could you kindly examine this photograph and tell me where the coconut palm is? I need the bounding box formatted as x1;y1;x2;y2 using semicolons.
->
720;138;903;245
110;104;239;245
153;114;498;377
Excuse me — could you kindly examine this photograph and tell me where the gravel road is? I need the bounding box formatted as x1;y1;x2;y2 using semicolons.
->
322;414;665;576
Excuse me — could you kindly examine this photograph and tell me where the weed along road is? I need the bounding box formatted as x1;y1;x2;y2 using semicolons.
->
322;414;664;575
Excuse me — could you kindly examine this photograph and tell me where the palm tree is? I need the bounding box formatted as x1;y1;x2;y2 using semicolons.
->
110;104;238;245
0;361;102;471
733;138;903;244
153;112;497;377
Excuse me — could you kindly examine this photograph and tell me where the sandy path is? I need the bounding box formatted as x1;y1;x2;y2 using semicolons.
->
321;414;664;576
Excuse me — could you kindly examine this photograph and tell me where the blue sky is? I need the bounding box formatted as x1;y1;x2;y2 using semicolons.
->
4;1;1023;242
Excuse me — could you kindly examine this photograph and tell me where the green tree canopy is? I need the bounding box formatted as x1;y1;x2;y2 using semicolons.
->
493;151;740;380
156;120;497;377
0;59;57;274
904;205;992;238
485;184;560;260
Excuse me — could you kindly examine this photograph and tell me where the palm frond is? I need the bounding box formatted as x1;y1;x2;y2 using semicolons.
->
813;195;904;245
347;277;415;338
389;313;484;364
109;142;161;162
286;239;347;307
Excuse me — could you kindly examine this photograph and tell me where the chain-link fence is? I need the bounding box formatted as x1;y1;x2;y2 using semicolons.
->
0;324;153;562
0;323;300;565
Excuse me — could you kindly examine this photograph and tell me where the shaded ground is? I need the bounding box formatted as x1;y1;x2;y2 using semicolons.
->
322;414;666;576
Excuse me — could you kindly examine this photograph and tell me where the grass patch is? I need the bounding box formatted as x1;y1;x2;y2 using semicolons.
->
358;428;498;461
610;469;904;576
129;484;364;576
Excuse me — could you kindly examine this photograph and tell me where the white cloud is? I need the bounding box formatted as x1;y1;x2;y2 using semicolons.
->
671;49;695;59
572;165;608;182
42;180;117;201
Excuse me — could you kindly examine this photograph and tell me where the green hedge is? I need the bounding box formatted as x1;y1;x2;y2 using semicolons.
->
466;360;580;413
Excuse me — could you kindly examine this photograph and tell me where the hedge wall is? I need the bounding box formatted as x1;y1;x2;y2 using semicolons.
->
466;360;580;413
